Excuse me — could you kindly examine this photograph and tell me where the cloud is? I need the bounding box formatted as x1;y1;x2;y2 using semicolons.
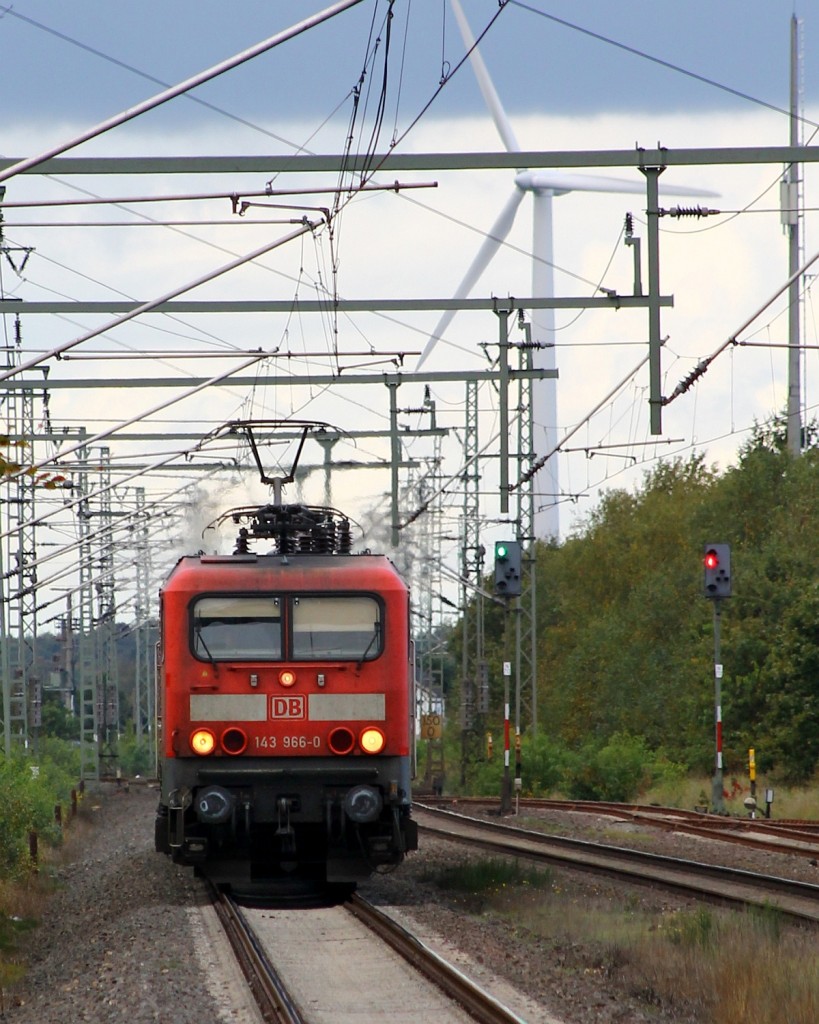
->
1;101;815;615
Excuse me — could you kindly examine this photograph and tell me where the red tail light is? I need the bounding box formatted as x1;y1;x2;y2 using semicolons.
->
327;726;356;756
221;727;248;755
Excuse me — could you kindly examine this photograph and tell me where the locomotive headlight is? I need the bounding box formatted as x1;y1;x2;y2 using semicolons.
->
359;726;386;755
190;728;216;756
278;669;297;688
344;785;383;823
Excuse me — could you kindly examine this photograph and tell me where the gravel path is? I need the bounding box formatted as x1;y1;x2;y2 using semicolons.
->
2;783;260;1024
3;786;816;1024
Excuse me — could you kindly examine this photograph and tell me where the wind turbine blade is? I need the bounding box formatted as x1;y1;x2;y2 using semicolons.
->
451;0;521;155
417;187;525;368
518;170;720;198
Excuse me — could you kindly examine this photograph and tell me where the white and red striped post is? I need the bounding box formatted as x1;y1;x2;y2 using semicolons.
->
712;601;725;813
501;662;512;813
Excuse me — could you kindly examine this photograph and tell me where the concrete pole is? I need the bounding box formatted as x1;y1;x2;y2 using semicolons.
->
786;15;802;457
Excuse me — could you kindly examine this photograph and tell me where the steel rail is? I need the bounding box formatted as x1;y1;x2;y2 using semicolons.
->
347;893;526;1024
215;884;525;1023
414;806;819;926
212;888;306;1024
520;797;819;832
419;797;819;858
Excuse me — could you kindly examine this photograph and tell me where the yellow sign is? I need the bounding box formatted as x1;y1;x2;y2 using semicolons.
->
421;714;442;740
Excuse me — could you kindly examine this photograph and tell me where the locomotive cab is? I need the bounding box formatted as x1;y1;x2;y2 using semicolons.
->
155;504;417;892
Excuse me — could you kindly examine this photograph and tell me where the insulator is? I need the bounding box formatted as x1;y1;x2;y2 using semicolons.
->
624;212;634;235
668;205;720;219
315;522;333;554
225;502;359;557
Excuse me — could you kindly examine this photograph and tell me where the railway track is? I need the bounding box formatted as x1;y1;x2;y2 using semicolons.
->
198;796;819;1020
420;796;819;860
414;804;819;926
211;884;527;1024
212;887;301;1024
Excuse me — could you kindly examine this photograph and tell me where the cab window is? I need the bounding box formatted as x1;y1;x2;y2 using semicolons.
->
192;596;281;659
291;596;381;660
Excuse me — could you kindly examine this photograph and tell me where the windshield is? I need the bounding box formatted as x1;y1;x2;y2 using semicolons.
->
190;594;382;662
292;596;381;660
192;596;282;659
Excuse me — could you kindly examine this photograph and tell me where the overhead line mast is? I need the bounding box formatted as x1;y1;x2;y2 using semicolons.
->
785;14;804;457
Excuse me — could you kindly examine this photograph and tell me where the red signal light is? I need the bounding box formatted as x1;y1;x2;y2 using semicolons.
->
703;543;732;599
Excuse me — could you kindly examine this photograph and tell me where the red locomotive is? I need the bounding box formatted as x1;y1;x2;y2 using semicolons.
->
154;502;418;891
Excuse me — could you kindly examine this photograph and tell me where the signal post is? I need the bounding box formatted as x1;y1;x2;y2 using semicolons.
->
703;544;732;814
494;541;522;813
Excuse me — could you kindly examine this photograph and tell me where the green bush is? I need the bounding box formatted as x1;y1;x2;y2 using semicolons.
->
419;730;571;798
667;907;716;948
116;728;154;778
521;733;570;795
563;733;686;802
0;743;82;877
36;736;81;781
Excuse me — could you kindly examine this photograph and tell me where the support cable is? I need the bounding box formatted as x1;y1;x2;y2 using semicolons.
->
0;0;368;185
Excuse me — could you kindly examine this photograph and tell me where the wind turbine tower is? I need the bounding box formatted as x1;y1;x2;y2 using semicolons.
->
419;0;711;540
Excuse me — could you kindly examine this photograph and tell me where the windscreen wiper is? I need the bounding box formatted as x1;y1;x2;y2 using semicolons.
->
194;624;220;676
356;625;380;670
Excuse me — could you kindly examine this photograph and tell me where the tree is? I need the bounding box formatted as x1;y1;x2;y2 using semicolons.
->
0;436;67;489
470;443;819;782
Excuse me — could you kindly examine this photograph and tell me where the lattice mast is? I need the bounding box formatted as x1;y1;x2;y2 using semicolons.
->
133;487;155;763
75;435;100;780
0;315;39;751
515;316;538;735
96;448;120;776
459;379;486;781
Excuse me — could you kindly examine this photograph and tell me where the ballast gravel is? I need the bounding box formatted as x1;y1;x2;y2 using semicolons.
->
3;783;262;1024
3;784;817;1024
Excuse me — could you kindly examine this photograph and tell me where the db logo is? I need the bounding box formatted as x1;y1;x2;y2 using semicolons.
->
270;696;306;720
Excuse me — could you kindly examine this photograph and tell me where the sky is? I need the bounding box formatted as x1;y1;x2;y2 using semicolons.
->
2;2;818;124
1;0;818;623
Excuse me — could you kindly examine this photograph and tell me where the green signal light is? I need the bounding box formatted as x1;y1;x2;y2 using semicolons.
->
496;543;508;560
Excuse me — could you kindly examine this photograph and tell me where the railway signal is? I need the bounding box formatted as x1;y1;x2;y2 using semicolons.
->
703;543;731;599
702;542;731;814
493;540;522;597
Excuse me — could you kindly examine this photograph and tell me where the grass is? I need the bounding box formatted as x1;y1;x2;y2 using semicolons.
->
421;856;552;903
641;776;819;820
0;801;96;1011
629;909;819;1023
423;852;819;1023
0;885;39;1014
